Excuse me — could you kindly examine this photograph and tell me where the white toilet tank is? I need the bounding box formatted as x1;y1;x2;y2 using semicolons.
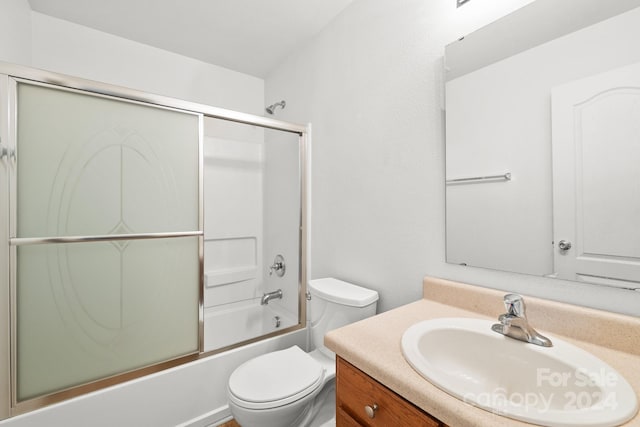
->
308;278;379;358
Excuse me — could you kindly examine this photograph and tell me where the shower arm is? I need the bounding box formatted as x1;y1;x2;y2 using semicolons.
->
266;100;286;115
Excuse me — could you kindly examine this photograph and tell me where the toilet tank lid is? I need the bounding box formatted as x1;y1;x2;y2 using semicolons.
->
308;278;379;307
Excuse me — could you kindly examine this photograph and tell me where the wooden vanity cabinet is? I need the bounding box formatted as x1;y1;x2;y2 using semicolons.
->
336;357;449;427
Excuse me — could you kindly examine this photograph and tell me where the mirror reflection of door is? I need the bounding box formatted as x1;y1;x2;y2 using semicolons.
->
552;61;640;288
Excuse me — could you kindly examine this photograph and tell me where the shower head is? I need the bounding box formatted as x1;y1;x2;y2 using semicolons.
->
266;100;286;115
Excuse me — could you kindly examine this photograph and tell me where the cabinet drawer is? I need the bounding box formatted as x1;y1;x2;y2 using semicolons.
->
336;357;441;427
336;406;364;427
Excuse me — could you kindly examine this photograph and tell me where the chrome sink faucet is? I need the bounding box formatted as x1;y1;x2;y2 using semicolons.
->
491;294;553;347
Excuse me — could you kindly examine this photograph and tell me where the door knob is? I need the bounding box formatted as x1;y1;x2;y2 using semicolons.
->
558;240;572;252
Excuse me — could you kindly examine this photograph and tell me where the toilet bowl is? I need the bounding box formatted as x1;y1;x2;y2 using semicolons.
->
227;278;379;427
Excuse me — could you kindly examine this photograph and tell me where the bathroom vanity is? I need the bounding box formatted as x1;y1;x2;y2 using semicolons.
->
326;277;640;427
336;356;447;426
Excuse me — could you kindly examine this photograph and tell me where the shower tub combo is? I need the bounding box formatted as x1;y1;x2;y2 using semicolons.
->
0;61;308;420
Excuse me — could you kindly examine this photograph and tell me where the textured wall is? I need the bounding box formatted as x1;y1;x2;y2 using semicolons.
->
0;0;31;65
265;0;640;316
30;12;264;114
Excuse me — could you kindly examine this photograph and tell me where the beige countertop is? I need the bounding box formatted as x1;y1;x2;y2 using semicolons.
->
325;276;640;427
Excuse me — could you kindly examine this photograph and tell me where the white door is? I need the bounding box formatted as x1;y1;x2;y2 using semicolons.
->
552;62;640;289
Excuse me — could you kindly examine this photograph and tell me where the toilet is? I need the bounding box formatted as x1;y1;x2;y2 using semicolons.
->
227;278;379;427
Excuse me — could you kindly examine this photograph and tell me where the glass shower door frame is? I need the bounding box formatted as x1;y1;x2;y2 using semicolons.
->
7;76;205;413
0;73;11;421
0;61;309;418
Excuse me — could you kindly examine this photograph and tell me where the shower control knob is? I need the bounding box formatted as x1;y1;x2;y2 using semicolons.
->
268;254;286;277
364;403;378;419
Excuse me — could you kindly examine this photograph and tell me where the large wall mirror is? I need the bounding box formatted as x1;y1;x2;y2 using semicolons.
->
445;0;640;291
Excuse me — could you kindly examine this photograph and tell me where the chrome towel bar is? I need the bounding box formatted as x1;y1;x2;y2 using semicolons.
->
446;172;511;185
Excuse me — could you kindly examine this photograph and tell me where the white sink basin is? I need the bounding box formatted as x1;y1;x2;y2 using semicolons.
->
401;317;638;427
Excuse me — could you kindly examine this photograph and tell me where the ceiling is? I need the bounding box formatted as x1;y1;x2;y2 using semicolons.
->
27;0;354;78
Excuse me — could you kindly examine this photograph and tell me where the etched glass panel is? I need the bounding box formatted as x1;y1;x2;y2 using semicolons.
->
16;237;199;401
14;82;201;402
16;83;199;238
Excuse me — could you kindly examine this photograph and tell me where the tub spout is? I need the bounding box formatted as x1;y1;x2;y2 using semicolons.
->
261;289;283;305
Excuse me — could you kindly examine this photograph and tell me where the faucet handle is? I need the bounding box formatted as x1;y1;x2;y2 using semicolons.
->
504;294;526;317
269;254;286;277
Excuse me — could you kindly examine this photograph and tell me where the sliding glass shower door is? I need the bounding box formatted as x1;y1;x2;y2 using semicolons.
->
0;64;308;420
11;81;202;404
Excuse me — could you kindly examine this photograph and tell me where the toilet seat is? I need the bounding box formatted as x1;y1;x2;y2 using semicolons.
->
228;346;324;410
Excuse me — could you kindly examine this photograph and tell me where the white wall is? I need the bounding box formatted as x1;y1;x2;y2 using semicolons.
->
30;12;263;114
265;0;640;316
0;0;31;65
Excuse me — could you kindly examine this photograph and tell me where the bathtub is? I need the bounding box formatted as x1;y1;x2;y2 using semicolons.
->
203;300;297;352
